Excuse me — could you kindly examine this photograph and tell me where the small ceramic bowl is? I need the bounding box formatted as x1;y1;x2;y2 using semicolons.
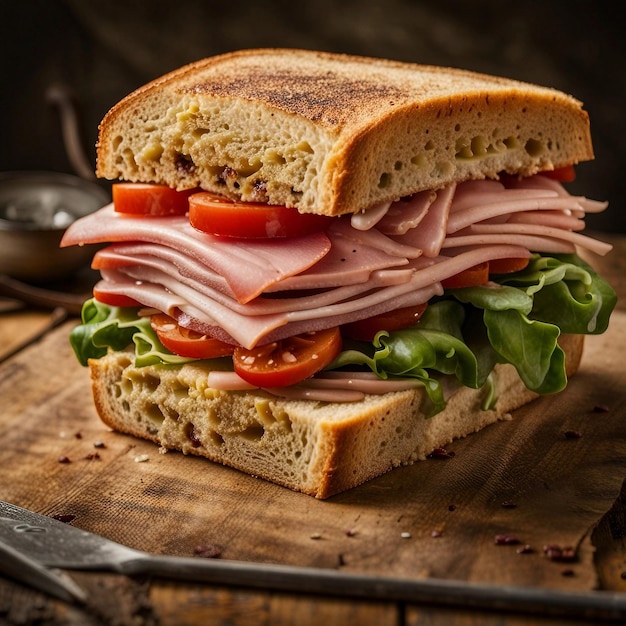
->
0;171;109;282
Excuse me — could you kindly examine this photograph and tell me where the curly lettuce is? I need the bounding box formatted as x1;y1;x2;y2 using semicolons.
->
329;253;616;411
70;299;195;367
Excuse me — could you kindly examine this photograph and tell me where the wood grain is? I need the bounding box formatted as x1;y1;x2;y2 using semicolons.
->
0;307;63;362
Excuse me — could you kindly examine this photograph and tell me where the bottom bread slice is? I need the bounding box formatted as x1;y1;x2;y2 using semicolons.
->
88;334;584;499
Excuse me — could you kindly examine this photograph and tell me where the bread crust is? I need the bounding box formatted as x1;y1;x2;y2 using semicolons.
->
95;49;593;216
88;334;584;499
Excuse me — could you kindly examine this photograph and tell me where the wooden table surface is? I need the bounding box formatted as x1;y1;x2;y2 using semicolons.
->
0;234;625;626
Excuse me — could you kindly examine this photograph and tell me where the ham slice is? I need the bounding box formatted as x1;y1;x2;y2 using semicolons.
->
390;183;455;257
507;211;585;231
443;232;576;254
206;370;424;402
500;175;608;213
93;228;415;295
449;179;505;210
328;217;423;259
373;190;436;235
62;204;331;303
446;191;584;234
93;243;235;298
104;252;415;317
448;223;613;256
268;220;415;291
349;200;392;230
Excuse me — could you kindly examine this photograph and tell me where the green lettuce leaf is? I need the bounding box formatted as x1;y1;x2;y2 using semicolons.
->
498;253;617;334
70;299;196;367
329;301;480;415
443;253;615;393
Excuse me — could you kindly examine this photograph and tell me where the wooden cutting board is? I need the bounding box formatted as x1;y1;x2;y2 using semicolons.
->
1;306;625;600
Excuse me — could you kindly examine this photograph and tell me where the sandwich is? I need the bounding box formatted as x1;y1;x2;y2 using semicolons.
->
61;49;616;498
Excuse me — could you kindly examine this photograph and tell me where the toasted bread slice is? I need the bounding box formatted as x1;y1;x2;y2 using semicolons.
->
88;334;584;499
96;48;593;216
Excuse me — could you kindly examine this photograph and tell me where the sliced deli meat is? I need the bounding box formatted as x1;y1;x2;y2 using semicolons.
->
447;187;587;234
373;191;436;235
66;175;612;349
61;204;332;303
445;223;613;256
93;243;235;298
389;182;455;257
93;243;529;348
265;220;417;291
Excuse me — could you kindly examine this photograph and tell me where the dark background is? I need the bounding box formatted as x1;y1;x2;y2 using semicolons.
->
2;0;624;231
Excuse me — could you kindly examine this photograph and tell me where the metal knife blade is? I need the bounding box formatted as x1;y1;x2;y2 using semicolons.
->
0;499;142;570
3;499;626;622
0;537;87;603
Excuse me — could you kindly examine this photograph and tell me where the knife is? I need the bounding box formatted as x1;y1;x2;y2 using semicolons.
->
0;536;86;603
1;499;625;621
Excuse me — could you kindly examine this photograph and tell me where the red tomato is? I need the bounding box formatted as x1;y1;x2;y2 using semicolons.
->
150;314;235;359
93;288;141;308
540;165;576;183
489;257;530;275
342;303;428;341
188;192;334;238
113;183;198;216
233;327;342;387
441;262;489;289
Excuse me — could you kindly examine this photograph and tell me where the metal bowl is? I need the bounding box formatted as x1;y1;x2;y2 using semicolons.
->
0;171;109;282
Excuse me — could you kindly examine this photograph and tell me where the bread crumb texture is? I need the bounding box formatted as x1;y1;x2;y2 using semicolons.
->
88;343;586;498
96;49;593;216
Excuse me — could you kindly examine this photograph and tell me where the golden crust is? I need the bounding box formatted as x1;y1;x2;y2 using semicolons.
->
95;48;593;216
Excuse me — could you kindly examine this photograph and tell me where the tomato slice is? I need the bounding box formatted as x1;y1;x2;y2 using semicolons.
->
342;303;428;341
113;183;198;216
540;165;576;183
441;262;489;289
93;288;141;308
188;192;334;238
233;327;342;387
150;314;235;359
489;257;530;275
